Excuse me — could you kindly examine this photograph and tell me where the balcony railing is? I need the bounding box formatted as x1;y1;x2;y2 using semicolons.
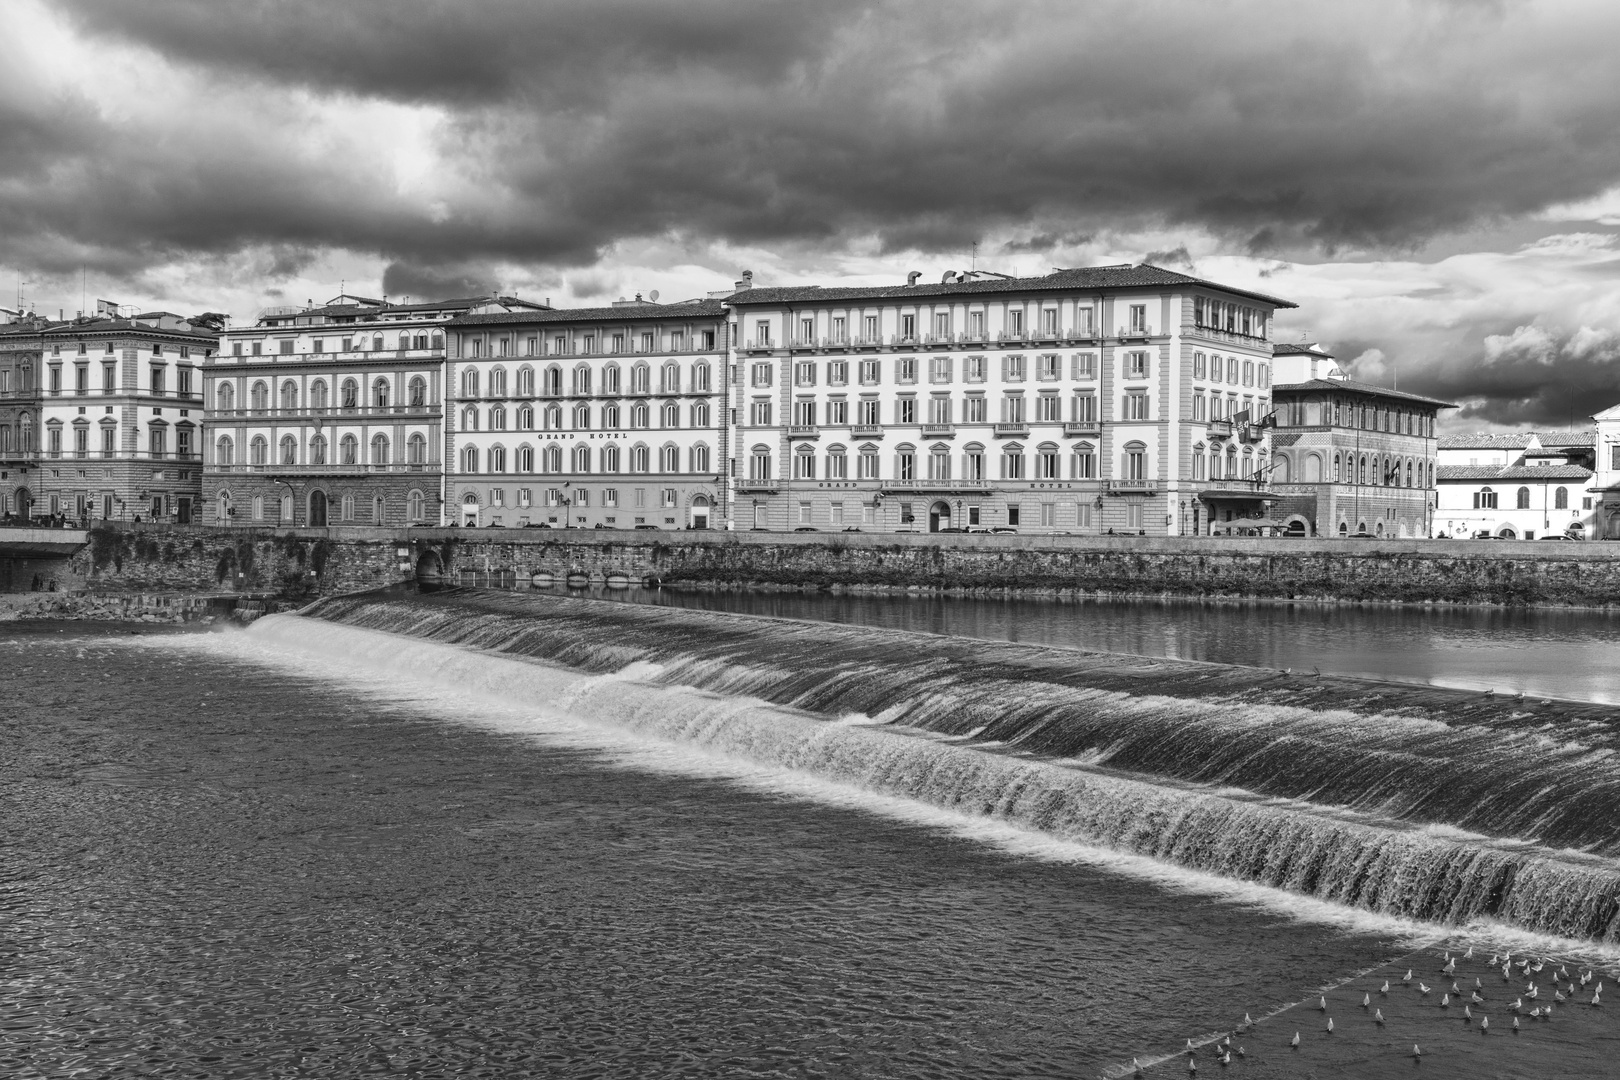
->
1107;479;1159;493
210;404;438;420
1063;422;1101;438
734;480;779;493
788;425;820;439
210;462;434;475
1207;419;1234;438
879;478;994;494
992;422;1029;437
920;423;956;437
851;424;885;438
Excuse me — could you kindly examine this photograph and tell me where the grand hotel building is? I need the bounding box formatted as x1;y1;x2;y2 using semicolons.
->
722;265;1294;534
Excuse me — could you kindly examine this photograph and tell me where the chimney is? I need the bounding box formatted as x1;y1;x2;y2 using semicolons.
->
941;271;956;284
907;271;921;286
734;269;754;291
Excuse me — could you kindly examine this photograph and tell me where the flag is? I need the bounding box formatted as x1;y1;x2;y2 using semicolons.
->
1230;409;1251;426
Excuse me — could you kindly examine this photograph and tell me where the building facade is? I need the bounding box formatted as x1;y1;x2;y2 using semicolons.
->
721;265;1293;534
0;316;46;520
26;313;220;524
443;299;729;529
1267;343;1454;537
1435;431;1596;539
202;294;544;528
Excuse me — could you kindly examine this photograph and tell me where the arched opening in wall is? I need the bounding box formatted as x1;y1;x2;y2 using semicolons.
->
690;494;711;530
415;548;445;592
308;489;328;527
1497;525;1518;539
928;500;952;533
461;492;480;528
14;486;31;521
1283;516;1309;537
1338;521;1349;536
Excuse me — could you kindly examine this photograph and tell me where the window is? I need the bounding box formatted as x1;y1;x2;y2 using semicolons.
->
1228;356;1239;383
863;315;879;342
250;381;268;411
1516;486;1531;510
1073;443;1096;479
963;445;985;481
900;314;916;341
897;357;917;384
1035;444;1059;479
1126;352;1148;378
373;378;390;408
1006;309;1024;337
794;445;816;479
1037;354;1060;381
965;355;986;382
1001;444;1025;479
408;434;426;465
1124;442;1147;481
749;445;772;480
752;362;773;388
1556;486;1569;510
248;434;265;465
1073;393;1097;424
897;398;917;424
310;435;326;465
928;396;952;425
372;433;390;466
408;490;425;522
103;363;116;392
933;312;951;339
101;425;115;457
794;399;816;427
928;445;951;480
827;360;849;386
1474;486;1498;510
310;381;328;411
964;395;987;423
795;361;816;387
754;320;772;347
858;445;880;479
1193;352;1207;379
280;435;297;465
1001;394;1025;423
1003;354;1026;381
831;316;847;343
1124;391;1149;421
341;379;359;410
827;446;848;479
217;383;234;412
576;445;595;473
1036;393;1061;423
799;317;815;344
856;400;879;426
1075;306;1095;338
968;311;985;340
462;445;479;473
1129;304;1147;334
341;434;358;465
750;400;772;426
1192;391;1207;421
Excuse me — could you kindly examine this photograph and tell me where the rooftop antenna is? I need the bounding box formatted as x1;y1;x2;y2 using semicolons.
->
971;241;978;273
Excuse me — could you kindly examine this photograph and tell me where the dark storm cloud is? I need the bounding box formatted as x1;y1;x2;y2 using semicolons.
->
13;0;1620;289
380;262;498;302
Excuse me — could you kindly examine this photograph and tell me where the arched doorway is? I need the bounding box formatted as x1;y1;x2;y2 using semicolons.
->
415;549;444;592
308;489;328;527
690;495;711;530
461;492;480;527
14;487;30;521
928;500;952;532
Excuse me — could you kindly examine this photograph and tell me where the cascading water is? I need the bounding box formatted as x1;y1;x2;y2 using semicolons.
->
272;590;1620;943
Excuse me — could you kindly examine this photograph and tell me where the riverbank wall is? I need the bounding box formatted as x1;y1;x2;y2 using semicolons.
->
20;523;1620;607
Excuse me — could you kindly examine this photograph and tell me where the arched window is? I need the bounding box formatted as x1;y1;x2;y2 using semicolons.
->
573;444;592;473
543;444;562;472
489;367;507;396
399;332;411;351
216;489;231;521
250;381;268;411
1516;486;1531;509
1556;486;1569;510
310;434;327;465
431;333;443;351
461;368;480;398
489;404;507;431
462;405;479;431
408;433;426;465
602;403;620;428
631;403;650;429
517;365;535;396
216;435;234;466
249;435;268;465
1124;440;1148;481
490;445;507;473
544;404;562;430
603;444;621;472
371;334;383;352
1473;485;1497;510
310;380;329;411
518;445;534;472
603;364;621;394
1331;452;1341;482
543;365;562;396
341;378;359;411
692;402;710;427
462;445;479;473
691;443;710;473
217;383;234;412
1226;444;1238;479
407;489;425;522
406;376;425;408
280;434;298;465
573;364;591;395
373;377;390;408
631;443;651;473
371;433;390;465
1241;447;1254;479
517;404;534;429
280;380;298;411
749;444;772;480
693;363;711;392
1304;452;1322;483
1272;454;1291;484
631;363;650;394
661;362;680;393
662;402;680;428
1035;441;1060;480
340;434;358;465
574;404;591;429
372;495;385;524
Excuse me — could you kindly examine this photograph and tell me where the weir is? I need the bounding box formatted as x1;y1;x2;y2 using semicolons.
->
277;590;1620;944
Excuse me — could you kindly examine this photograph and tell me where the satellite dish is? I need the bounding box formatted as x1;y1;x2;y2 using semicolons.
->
648;289;659;302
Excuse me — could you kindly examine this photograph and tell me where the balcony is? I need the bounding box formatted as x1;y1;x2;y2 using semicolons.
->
788;425;820;440
997;331;1026;343
1206;419;1234;439
1117;327;1151;341
210;462;436;476
734;479;779;494
850;335;884;349
992;422;1029;438
880;478;994;495
851;424;885;439
1107;479;1159;494
1063;422;1101;438
741;339;776;354
921;423;956;438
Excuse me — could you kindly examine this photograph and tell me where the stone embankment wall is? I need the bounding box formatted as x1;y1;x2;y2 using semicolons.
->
30;523;1620;607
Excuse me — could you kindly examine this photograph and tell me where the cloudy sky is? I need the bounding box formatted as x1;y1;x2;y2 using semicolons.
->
5;0;1620;429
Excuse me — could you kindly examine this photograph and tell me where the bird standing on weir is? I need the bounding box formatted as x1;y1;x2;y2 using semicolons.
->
1290;1032;1300;1048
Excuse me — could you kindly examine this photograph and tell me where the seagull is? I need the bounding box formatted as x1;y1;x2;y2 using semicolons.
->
1420;982;1431;996
1593;992;1604;1007
1187;1040;1197;1053
1374;1008;1385;1024
1451;981;1461;995
1361;993;1370;1008
1475;977;1483;989
1513;997;1523;1011
1472;992;1485;1005
1188;1059;1197;1075
1380;980;1390;994
1241;1012;1253;1030
1465;946;1474;959
1481;1016;1489;1032
1318;996;1328;1012
1291;1032;1300;1049
1326;1018;1334;1033
1441;993;1451;1008
1404;969;1414;985
1559;965;1569;979
1413;1044;1422;1059
1464;1005;1473;1021
1489;953;1499;966
1443;957;1457;975
1555;990;1567;1002
1219;1050;1230;1067
1513;1016;1520;1030
1133;1060;1144;1079
1530;1006;1542;1018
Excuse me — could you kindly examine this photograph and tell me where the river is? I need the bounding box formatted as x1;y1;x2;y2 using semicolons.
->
6;589;1620;1077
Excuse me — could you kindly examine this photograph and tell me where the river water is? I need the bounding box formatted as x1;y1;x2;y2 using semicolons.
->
6;590;1620;1078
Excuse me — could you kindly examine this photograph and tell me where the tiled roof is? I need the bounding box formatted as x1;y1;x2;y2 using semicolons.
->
1438;464;1594;481
1437;430;1596;450
1271;377;1457;409
1272;342;1334;356
38;317;217;341
268;295;516;323
725;264;1297;309
449;299;729;327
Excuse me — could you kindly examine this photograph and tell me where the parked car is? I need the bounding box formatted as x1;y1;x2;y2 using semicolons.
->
633;524;660;530
841;526;863;532
793;526;819;532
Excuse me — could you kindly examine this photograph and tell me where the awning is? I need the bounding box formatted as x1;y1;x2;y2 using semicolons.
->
1196;489;1276;502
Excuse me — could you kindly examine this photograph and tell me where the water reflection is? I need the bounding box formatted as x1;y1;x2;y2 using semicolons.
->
579;588;1620;704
